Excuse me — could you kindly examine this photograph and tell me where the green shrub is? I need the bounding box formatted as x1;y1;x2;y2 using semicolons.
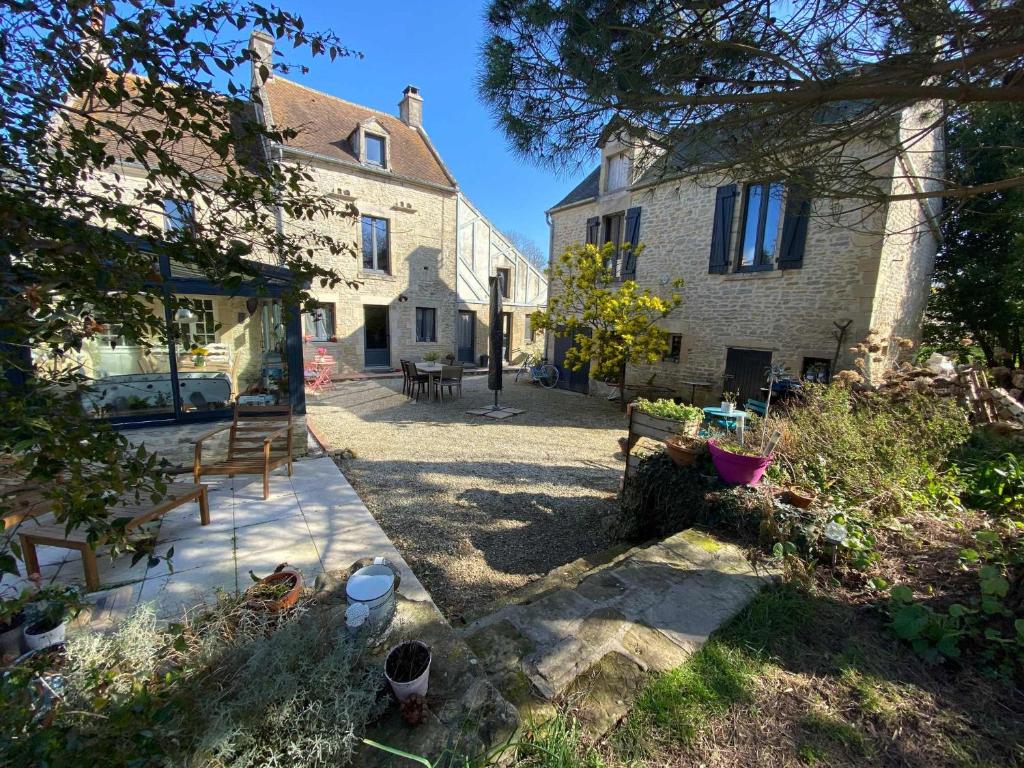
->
632;398;703;424
961;453;1024;515
775;384;971;516
1;597;386;768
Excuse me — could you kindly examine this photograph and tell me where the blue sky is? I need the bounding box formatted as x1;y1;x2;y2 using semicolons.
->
274;0;592;254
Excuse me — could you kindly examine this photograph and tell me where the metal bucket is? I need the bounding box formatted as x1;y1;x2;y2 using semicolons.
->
346;557;396;631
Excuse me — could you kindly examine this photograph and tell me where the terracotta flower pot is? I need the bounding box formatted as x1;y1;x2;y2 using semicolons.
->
664;436;705;467
246;570;302;611
708;439;773;486
784;486;817;509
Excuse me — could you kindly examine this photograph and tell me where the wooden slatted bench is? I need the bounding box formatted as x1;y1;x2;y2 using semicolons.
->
18;482;209;592
193;404;294;499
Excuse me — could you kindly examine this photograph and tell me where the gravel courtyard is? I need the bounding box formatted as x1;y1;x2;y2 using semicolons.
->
306;374;627;618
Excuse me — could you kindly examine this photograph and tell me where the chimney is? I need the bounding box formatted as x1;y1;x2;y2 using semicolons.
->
399;85;423;128
249;31;275;85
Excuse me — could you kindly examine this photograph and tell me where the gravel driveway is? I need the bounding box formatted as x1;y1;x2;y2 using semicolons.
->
306;374;626;618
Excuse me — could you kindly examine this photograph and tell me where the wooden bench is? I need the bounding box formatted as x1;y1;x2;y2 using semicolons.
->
18;483;209;592
193;404;294;499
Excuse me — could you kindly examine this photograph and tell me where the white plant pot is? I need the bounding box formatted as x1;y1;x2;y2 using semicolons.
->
23;620;66;651
384;641;431;703
720;401;734;414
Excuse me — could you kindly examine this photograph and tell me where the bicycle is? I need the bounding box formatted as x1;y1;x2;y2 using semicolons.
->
513;351;560;389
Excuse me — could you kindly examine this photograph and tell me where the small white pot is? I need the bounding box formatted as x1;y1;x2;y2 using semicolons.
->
23;620;66;651
384;641;431;703
720;401;734;414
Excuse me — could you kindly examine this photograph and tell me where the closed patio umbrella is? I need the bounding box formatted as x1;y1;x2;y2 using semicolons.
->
487;275;503;409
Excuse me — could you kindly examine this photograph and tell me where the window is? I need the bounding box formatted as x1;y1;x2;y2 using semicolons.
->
738;181;784;271
524;315;533;342
303;304;335;341
801;357;832;383
605;151;630;192
496;268;511;299
603;213;624;275
163;198;194;233
175;298;215;348
415;307;436;343
361;216;390;272
663;334;682;363
365;133;386;167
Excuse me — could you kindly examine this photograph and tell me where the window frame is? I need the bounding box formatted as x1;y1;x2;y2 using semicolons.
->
663;334;682;363
303;303;336;341
605;151;630;192
524;315;533;343
415;307;437;343
736;181;785;273
602;212;625;277
364;133;387;168
496;267;511;299
361;215;391;273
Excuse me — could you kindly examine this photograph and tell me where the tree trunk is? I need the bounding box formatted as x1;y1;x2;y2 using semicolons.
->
618;362;628;411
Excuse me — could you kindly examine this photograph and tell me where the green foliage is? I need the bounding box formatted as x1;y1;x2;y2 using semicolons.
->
531;243;681;406
503;716;606;768
0;1;354;577
0;599;386;767
24;584;87;631
775;383;971;516
631;398;703;424
925;103;1024;367
962;453;1024;515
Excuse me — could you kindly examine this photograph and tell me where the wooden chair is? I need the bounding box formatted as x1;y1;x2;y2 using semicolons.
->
436;364;464;401
399;359;412;396
193;404;293;499
409;363;430;402
18;483;209;592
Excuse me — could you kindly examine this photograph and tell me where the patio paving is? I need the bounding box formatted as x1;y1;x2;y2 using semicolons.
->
6;457;429;625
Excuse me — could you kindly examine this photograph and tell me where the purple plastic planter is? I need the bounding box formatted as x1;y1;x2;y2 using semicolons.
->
708;439;773;486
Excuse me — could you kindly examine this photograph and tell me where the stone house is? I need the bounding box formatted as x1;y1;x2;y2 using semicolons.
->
250;33;546;376
545;107;943;404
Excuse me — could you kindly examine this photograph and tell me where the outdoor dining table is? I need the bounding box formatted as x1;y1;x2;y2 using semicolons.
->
415;361;444;401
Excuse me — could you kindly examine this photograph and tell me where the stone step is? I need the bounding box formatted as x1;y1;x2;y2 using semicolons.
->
460;529;779;736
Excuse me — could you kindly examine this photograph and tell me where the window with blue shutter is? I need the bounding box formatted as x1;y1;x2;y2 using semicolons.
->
778;179;812;270
586;217;601;246
737;181;784;272
622;207;641;278
708;185;737;274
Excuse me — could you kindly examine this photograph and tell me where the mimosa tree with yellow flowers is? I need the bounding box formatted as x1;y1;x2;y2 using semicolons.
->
531;242;682;409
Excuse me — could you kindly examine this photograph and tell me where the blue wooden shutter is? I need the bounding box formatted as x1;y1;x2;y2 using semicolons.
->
778;180;811;270
585;217;601;245
622;207;641;278
708;185;737;274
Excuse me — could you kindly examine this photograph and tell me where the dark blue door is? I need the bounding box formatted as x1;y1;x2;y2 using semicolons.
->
363;305;390;368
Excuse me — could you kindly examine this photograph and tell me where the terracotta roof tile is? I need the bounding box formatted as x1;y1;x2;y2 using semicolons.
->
264;78;455;189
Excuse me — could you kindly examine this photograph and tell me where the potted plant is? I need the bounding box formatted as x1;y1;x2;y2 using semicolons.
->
0;588;30;658
245;563;303;612
384;640;432;703
23;584;86;651
422;351;440;363
191;345;209;368
632;398;704;437
720;390;737;413
664;434;706;467
708;437;774;486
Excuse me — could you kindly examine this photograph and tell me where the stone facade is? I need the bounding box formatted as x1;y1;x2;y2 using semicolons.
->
546;108;943;403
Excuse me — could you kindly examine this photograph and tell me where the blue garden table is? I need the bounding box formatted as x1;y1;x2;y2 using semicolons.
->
702;406;749;432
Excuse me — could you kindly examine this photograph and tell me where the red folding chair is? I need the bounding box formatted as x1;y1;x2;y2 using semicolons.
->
310;354;334;394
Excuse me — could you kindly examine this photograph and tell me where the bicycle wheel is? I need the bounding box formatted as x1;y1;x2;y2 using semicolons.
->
538;364;560;389
515;365;526;383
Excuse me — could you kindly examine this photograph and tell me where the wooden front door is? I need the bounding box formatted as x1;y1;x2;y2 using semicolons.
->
457;310;476;364
363;305;390;368
553;330;591;394
724;348;772;406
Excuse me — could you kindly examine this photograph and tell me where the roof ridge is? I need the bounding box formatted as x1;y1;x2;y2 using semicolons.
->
272;76;410;127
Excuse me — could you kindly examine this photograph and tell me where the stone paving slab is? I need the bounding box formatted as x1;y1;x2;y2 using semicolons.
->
461;528;778;736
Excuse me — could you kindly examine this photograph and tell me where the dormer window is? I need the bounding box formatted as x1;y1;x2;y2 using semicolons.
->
365;133;386;167
605;151;630;192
